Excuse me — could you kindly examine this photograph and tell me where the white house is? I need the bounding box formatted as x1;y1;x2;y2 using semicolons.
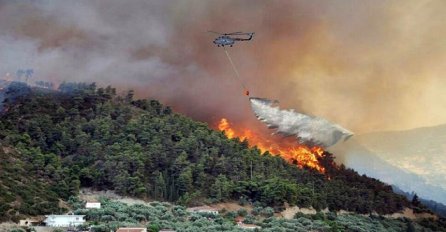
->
85;202;101;209
116;228;147;232
44;215;86;227
237;222;261;230
186;206;219;215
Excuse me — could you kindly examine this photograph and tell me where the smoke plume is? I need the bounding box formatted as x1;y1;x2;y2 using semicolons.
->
250;97;352;148
1;0;446;133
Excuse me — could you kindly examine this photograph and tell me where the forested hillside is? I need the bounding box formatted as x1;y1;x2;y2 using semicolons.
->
0;145;64;222
0;82;436;224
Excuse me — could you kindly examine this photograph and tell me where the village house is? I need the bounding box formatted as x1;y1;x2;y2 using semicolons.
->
186;206;219;215
116;227;147;232
235;217;261;230
85;202;101;209
19;218;40;227
237;221;262;230
43;214;85;227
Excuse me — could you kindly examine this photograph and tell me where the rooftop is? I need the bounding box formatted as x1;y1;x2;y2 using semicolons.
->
45;215;85;218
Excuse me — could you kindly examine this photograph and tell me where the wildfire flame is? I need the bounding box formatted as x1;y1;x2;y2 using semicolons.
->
218;118;326;173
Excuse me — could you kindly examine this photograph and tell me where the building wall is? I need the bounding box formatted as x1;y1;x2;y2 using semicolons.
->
196;210;219;215
44;215;85;227
86;202;101;209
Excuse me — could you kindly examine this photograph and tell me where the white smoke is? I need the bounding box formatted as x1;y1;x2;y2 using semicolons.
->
250;97;353;148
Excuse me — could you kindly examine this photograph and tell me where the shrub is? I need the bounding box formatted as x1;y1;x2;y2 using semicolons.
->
311;211;325;221
261;207;274;218
225;211;237;220
243;214;256;224
237;208;248;217
10;229;26;232
252;206;262;216
294;212;307;219
238;196;249;206
326;211;337;221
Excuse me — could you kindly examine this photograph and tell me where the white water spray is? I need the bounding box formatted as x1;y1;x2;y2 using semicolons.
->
250;97;353;148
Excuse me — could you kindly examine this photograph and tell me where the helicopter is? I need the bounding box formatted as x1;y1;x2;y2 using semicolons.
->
208;31;254;47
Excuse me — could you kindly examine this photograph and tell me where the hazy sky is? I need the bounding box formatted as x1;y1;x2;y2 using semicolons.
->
1;0;445;133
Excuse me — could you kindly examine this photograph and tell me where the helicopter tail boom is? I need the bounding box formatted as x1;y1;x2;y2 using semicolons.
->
233;32;254;41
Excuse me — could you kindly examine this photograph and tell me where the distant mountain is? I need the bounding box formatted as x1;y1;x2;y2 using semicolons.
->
357;126;446;191
329;137;446;205
392;185;446;217
0;80;7;111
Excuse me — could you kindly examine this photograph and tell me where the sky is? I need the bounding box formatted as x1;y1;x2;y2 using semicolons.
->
1;0;446;133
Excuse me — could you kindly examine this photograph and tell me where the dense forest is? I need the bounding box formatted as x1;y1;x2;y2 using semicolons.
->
0;144;63;222
0;82;443;230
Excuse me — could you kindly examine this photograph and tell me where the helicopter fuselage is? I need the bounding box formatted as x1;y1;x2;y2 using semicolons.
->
213;36;235;47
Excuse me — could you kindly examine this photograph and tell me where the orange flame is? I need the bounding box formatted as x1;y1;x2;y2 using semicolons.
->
217;118;326;173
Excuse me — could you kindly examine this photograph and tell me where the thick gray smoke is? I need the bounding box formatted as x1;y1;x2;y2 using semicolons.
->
250;97;353;148
1;1;446;132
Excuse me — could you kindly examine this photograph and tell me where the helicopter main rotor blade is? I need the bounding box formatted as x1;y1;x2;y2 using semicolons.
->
226;32;245;35
207;31;223;35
